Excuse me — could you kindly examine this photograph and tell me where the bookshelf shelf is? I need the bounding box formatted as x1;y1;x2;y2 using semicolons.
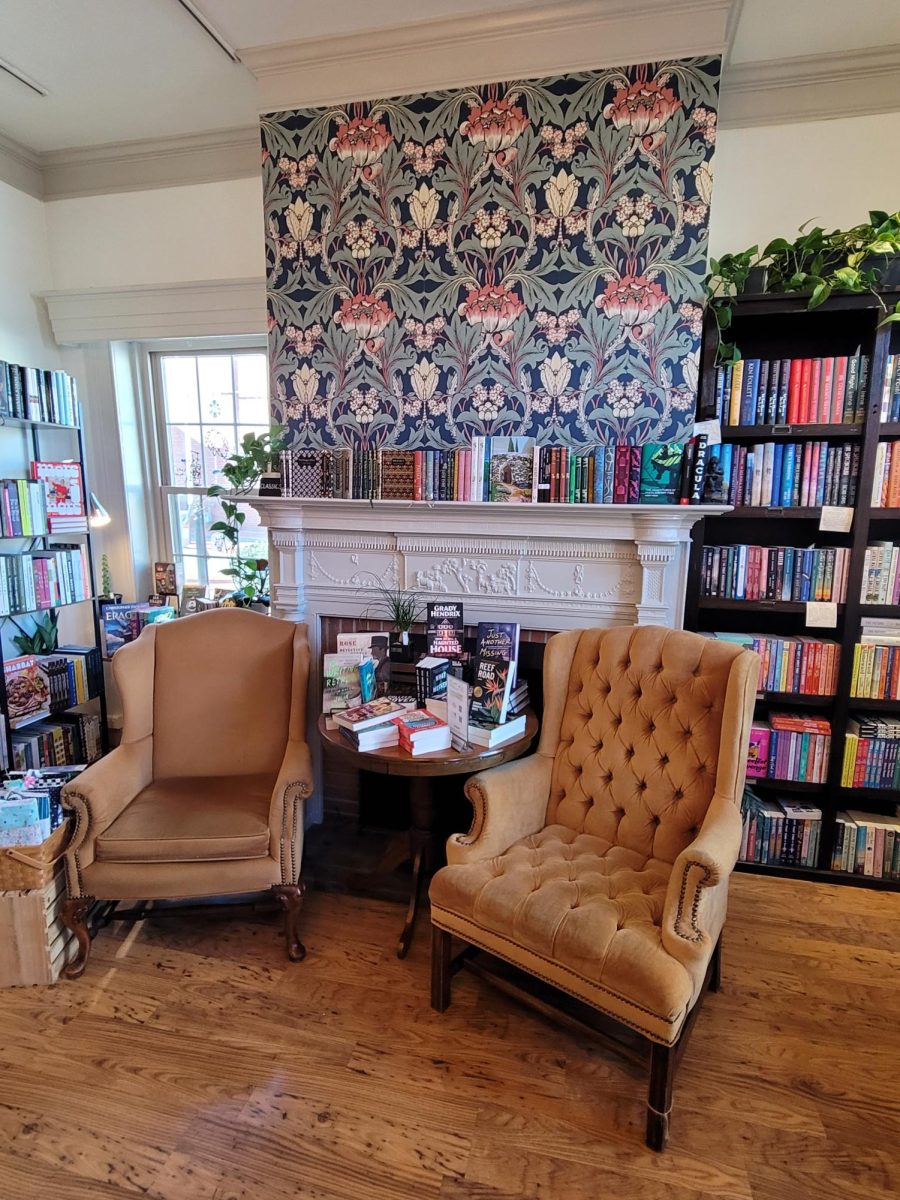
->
0;365;108;772
720;423;862;442
688;292;900;891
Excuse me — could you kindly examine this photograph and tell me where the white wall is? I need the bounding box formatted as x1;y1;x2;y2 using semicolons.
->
0;181;61;367
40;113;900;291
709;111;900;257
45;177;266;289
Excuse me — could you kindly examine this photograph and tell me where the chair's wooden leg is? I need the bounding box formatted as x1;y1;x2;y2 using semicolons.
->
431;925;452;1013
61;897;94;979
646;1041;674;1151
272;882;307;962
710;935;723;993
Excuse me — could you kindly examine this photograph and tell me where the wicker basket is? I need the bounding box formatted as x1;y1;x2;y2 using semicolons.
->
0;820;71;892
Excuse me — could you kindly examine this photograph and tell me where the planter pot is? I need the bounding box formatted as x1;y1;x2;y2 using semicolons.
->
860;252;900;288
742;266;768;294
389;630;415;662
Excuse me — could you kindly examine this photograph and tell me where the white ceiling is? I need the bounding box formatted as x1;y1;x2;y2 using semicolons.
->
0;0;898;152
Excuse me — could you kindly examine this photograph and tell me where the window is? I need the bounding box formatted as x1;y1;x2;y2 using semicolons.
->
153;349;269;589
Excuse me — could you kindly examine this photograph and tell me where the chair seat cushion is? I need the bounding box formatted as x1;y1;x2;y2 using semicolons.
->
429;823;694;1039
95;775;274;864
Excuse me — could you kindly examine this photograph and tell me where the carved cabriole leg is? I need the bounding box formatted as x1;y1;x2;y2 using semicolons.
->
61;897;94;979
431;925;452;1012
646;1041;675;1151
272;881;307;962
710;934;723;993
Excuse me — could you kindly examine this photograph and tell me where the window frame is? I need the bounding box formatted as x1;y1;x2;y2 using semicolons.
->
146;338;269;588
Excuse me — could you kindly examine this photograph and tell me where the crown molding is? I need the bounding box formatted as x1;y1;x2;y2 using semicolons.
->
42;277;266;344
41;125;260;200
719;43;900;128
0;130;43;199
243;0;732;112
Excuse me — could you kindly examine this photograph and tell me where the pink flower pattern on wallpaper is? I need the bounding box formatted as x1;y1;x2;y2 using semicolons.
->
263;58;719;448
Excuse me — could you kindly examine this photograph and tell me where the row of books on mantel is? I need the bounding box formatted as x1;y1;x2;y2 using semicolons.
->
872;441;900;509
709;441;859;509
700;544;850;603
281;437;710;505
322;606;528;756
705;632;839;697
714;352;870;428
851;619;900;700
0;360;81;427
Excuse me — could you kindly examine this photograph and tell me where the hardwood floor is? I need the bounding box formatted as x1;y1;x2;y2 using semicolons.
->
0;873;898;1199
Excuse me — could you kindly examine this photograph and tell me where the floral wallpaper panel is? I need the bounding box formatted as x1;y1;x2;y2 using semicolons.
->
262;57;719;448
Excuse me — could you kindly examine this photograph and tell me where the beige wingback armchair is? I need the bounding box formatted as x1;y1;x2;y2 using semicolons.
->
60;608;313;978
429;625;758;1150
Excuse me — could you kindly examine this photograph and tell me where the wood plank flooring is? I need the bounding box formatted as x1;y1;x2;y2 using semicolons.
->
0;873;897;1199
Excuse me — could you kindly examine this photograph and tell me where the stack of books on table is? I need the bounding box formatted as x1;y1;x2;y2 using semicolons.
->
739;788;822;868
332;699;407;750
391;709;452;756
841;716;900;789
832;810;900;879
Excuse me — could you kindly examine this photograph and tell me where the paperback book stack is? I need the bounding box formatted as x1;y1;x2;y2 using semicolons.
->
700;545;850;603
851;618;900;700
713;351;869;427
832;810;900;879
746;714;832;784
391;709;451;756
705;632;839;696
739;788;822;868
708;441;859;508
861;542;900;605
0;361;81;425
841;716;900;790
279;438;709;506
333;699;407;751
0;478;48;537
871;441;900;508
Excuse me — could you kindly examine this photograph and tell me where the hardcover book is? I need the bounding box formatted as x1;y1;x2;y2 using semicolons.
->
475;621;520;689
322;652;366;712
470;656;512;725
426;602;464;659
488;437;535;503
336;632;391;695
380;451;416;500
358;658;377;704
153;561;178;594
415;656;450;706
334;697;406;731
30;461;85;517
639;443;683;504
100;603;141;656
179;584;207;616
4;656;51;724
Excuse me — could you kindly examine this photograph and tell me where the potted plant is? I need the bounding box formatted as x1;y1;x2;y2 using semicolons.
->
98;554;122;608
207;428;285;611
11;611;59;656
357;579;425;661
706;210;900;362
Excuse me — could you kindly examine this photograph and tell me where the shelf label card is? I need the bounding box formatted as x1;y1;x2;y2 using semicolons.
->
692;418;721;445
806;600;838;628
819;505;854;533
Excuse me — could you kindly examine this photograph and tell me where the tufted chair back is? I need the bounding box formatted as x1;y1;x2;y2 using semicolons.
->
545;626;757;865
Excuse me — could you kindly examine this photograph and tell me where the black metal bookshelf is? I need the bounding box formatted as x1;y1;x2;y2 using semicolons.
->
686;292;900;892
0;411;109;770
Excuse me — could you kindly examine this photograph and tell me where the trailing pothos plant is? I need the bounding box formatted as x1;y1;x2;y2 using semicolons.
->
706;210;900;363
207;427;285;603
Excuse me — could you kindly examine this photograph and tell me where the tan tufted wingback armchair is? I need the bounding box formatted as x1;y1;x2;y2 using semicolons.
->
60;608;313;978
429;625;758;1150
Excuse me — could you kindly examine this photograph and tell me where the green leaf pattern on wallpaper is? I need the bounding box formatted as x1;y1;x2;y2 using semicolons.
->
262;57;720;449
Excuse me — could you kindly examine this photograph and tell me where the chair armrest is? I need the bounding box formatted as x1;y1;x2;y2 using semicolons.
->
447;753;552;866
269;740;314;885
661;791;743;999
61;739;153;895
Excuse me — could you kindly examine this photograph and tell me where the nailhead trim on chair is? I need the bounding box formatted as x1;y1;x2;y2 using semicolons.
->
279;780;312;885
674;860;713;943
62;789;89;898
431;905;685;1036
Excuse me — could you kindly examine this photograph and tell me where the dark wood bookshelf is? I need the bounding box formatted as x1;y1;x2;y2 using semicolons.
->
687;292;900;892
720;422;862;442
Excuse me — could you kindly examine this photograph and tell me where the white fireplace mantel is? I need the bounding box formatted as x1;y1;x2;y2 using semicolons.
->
245;496;725;821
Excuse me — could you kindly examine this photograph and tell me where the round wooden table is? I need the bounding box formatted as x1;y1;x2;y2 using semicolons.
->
318;710;538;958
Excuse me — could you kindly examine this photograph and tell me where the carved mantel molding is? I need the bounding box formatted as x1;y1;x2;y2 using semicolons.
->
245;495;725;819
